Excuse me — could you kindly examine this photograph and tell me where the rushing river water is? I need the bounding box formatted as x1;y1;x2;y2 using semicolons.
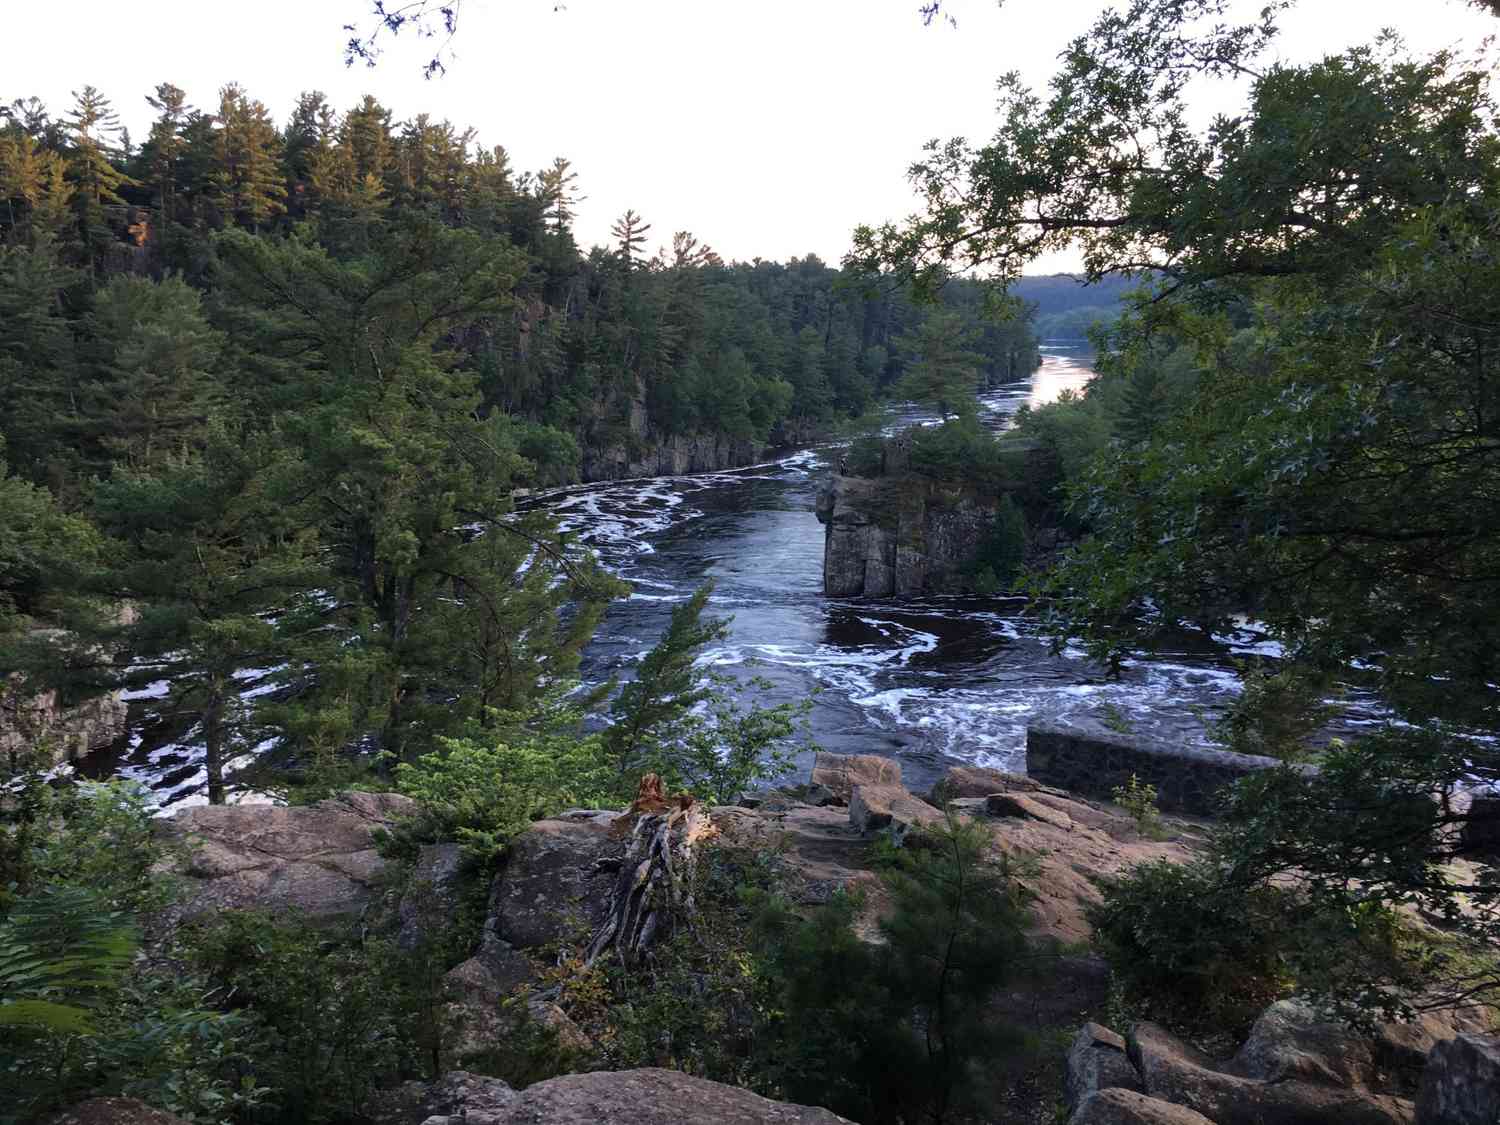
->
92;341;1381;806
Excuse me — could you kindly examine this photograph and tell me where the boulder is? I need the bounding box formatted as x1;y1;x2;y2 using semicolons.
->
1068;1088;1216;1125
1067;1022;1143;1111
1415;1034;1500;1124
44;1100;190;1125
398;842;465;949
495;1067;854;1123
1230;999;1378;1090
161;790;418;925
366;1070;516;1125
986;792;1076;830
848;782;943;839
1130;1021;1414;1125
810;752;903;804
929;765;1041;803
487;809;622;950
1460;795;1500;858
447;994;592;1069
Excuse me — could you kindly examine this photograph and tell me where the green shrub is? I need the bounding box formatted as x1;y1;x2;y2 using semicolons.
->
760;814;1033;1124
183;909;464;1124
968;494;1028;593
1110;773;1161;835
1090;859;1295;1032
396;718;614;862
1209;659;1339;761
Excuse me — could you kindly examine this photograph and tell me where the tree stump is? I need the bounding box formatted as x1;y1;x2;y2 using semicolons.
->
584;774;718;967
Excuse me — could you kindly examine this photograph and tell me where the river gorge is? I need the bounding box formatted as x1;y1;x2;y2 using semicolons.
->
86;343;1380;806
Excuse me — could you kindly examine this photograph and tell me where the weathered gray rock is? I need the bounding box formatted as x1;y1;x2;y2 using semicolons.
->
930;764;1041;803
487;809;622;950
1415;1034;1500;1124
1;685;127;767
446;994;591;1069
495;1067;854;1123
848;782;943;838
1067;1022;1143;1111
367;1070;516;1125
1230;999;1378;1090
815;473;1001;598
398;842;465;949
810;752;902;804
1460;795;1500;858
1130;1021;1414;1125
986;791;1077;830
44;1100;190;1125
1068;1088;1216;1125
161;790;418;925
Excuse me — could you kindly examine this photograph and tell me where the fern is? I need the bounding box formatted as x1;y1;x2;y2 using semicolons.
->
0;884;138;1034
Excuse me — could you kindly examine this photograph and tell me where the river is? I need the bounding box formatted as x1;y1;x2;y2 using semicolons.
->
90;342;1376;806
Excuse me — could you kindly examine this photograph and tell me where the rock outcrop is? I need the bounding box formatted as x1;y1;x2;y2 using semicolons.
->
483;1067;854;1124
815;473;1000;597
1068;1088;1215;1125
160;790;418;925
809;751;903;804
1416;1034;1500;1124
1129;1020;1414;1125
1;685;127;767
1067;1022;1144;1112
44;1100;190;1125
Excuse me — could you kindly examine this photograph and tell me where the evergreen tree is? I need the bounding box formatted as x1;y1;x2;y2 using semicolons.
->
140;83;190;225
895;310;982;420
81;274;223;471
610;208;652;272
64;86;134;271
212;84;285;231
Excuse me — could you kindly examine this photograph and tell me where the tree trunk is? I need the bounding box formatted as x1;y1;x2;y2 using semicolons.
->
584;774;718;968
203;682;226;805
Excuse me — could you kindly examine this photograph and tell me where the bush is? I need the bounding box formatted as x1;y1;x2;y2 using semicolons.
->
968;494;1028;594
1090;859;1294;1032
1209;659;1339;761
760;814;1033;1124
396;713;615;862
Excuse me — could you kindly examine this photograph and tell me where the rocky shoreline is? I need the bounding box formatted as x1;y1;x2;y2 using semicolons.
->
68;752;1486;1125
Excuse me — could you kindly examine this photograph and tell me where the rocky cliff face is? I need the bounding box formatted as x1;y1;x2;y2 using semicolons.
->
1;685;127;768
814;473;999;597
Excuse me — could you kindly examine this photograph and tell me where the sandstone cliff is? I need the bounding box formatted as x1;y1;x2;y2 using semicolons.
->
814;472;1000;597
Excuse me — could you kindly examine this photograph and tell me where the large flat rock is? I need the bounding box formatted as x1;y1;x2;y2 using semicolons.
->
494;1068;854;1124
161;790;417;925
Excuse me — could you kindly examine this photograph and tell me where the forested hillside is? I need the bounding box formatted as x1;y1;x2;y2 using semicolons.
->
0;84;1038;497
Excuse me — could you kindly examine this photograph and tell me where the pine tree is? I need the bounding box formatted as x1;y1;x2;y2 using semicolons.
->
537;156;580;233
611;208;652;272
141;83;189;224
213;84;286;231
895;310;983;420
64;86;134;271
605;582;728;776
82;274;223;471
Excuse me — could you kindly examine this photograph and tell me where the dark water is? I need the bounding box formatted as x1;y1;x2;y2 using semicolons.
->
93;341;1380;807
526;342;1289;795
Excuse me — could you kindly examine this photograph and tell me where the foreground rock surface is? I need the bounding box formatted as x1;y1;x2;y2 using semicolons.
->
1068;1088;1215;1125
491;1068;854;1124
45;1100;190;1125
1130;1021;1414;1125
161;790;418;924
809;751;903;804
368;1071;517;1125
1416;1034;1500;1124
1067;1022;1143;1111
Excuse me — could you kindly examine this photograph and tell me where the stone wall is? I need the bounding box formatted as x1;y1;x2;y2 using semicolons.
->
1025;722;1309;815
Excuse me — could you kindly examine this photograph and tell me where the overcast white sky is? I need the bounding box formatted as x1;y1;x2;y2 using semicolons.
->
5;0;1495;270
